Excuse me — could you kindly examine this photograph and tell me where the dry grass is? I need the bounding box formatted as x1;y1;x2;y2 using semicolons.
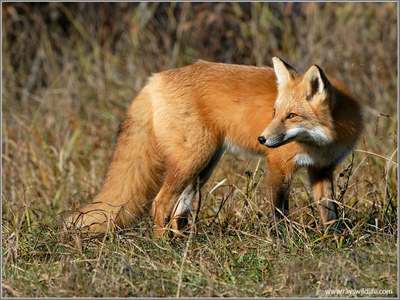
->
2;2;398;297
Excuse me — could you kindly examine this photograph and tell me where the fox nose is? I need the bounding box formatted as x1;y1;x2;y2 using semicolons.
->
258;136;267;145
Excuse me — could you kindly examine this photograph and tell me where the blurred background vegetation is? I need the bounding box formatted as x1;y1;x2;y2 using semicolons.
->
2;2;397;297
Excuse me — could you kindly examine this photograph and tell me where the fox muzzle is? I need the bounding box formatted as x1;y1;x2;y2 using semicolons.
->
265;133;286;148
258;133;288;148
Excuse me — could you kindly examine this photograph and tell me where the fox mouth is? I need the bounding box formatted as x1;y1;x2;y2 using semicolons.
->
258;132;297;148
265;133;294;148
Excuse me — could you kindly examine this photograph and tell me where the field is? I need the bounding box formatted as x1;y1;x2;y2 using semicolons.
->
2;2;398;297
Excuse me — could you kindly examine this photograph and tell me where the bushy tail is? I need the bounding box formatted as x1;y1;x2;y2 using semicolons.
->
69;88;164;232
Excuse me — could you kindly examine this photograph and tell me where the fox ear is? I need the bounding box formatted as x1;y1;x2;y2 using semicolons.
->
302;65;330;100
272;57;297;87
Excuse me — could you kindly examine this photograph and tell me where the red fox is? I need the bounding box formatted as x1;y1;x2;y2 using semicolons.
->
67;57;363;236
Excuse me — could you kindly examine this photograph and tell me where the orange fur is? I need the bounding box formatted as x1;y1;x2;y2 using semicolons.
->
67;58;363;235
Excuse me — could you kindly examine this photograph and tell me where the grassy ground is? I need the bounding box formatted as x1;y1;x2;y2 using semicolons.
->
2;2;398;297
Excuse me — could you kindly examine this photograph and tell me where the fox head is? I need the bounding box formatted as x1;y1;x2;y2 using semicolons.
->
258;57;335;148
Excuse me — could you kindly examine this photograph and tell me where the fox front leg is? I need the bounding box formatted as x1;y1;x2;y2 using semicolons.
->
264;153;294;220
265;171;291;219
308;166;338;227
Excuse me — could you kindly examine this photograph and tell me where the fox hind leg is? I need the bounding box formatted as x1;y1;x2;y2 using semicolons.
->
172;183;196;232
152;145;222;237
171;148;224;234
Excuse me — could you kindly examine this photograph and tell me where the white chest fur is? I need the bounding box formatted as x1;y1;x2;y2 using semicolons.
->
295;144;352;168
294;153;315;166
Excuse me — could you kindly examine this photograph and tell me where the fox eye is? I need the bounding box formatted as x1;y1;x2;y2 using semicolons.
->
272;109;276;118
287;112;297;119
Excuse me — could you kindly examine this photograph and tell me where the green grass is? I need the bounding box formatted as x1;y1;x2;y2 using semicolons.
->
2;2;398;297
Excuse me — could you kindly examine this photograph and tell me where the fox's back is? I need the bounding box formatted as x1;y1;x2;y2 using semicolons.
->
154;60;278;152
